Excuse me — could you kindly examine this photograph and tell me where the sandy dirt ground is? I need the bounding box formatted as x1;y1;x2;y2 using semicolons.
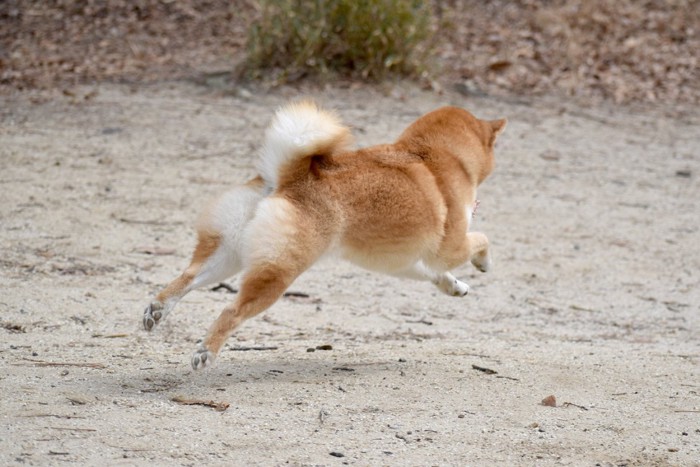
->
1;82;699;466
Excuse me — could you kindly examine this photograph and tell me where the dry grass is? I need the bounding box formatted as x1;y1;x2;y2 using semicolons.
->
241;0;434;82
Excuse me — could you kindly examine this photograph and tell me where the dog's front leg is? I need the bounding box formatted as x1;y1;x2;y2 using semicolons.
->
467;231;491;273
393;261;470;297
433;231;492;274
433;272;471;296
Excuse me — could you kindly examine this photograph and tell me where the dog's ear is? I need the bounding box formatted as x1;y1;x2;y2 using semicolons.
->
490;118;507;137
488;118;507;146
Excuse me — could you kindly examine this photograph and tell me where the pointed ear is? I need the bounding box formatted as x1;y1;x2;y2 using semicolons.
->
488;118;507;147
490;118;507;137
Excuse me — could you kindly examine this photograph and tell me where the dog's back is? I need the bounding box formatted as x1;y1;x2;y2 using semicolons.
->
270;105;505;275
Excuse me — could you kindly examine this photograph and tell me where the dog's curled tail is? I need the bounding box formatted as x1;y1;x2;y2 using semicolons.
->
257;101;353;189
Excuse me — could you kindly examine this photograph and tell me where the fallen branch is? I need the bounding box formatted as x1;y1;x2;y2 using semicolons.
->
471;364;497;375
171;395;229;412
116;216;177;226
283;291;311;298
562;402;589;411
133;246;176;256
211;283;238;293
229;345;278;352
406;318;433;325
48;426;97;432
496;375;520;381
21;413;85;419
2;322;26;333
212;283;311;299
15;358;106;369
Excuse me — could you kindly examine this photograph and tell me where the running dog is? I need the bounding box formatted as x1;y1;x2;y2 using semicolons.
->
142;101;506;369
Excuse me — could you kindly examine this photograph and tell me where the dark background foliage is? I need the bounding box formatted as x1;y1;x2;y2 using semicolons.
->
1;0;698;105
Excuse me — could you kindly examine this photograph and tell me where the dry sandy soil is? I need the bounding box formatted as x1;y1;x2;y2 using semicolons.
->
1;81;699;466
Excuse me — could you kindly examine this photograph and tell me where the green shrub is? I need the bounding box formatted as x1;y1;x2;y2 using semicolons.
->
242;0;434;82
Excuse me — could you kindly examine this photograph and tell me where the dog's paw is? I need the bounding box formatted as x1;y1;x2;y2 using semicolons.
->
143;301;164;331
191;344;216;370
471;253;492;273
437;275;470;297
447;278;470;297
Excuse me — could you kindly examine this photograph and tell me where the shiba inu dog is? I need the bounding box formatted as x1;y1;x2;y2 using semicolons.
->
143;101;506;370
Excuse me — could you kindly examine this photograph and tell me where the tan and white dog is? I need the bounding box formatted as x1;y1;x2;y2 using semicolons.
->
143;101;506;370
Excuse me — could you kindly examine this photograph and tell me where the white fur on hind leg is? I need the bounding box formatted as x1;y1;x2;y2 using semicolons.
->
197;183;266;287
144;183;264;332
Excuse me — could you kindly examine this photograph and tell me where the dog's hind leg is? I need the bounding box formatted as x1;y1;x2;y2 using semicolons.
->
143;179;265;331
190;262;298;369
393;261;470;297
143;228;240;331
191;197;329;369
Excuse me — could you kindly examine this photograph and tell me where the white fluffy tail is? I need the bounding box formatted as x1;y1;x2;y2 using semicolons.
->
257;101;353;189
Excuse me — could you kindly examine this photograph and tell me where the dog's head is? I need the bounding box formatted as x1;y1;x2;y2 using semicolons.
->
398;106;506;185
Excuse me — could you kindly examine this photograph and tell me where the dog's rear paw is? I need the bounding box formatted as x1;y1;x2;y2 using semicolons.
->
191;345;215;370
143;301;164;331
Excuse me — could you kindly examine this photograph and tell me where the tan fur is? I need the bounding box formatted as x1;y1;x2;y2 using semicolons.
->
143;103;506;370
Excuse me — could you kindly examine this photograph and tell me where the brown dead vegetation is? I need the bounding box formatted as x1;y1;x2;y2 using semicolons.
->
1;0;698;105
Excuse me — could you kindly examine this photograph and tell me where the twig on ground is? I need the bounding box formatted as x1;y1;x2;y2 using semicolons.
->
283;291;311;298
21;413;85;419
133;246;176;256
471;364;497;375
15;358;106;369
229;345;278;351
562;402;589;411
406;318;433;325
171;395;230;412
496;375;520;381
211;283;311;299
2;322;26;333
211;283;238;293
116;217;174;226
48;426;97;432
